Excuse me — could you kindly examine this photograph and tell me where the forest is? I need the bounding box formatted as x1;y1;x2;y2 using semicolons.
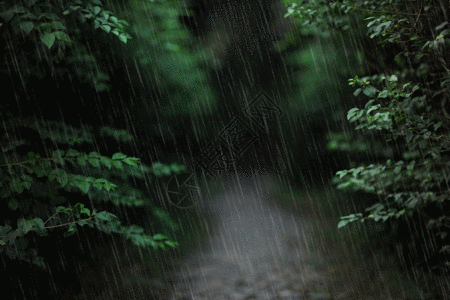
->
1;0;449;299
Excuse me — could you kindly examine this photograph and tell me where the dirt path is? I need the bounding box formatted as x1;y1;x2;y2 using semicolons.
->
84;171;432;300
165;173;351;300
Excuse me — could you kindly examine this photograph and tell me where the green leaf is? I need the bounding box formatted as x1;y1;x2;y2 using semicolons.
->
8;199;18;211
95;211;114;222
366;104;380;115
338;219;349;229
53;31;72;43
66;149;80;157
387;75;398;82
88;158;100;167
112;153;127;160
118;33;127;43
39;13;59;20
111;160;123;170
352;167;364;178
90;0;103;6
153;233;168;240
363;86;377;97
31;217;45;231
52;150;65;166
118;19;129;26
110;16;118;24
100;24;111;33
123;157;138;167
78;181;90;194
40;32;55;48
436;21;448;31
64;227;76;237
19;21;34;35
165;240;178;248
88;152;101;158
347;108;359;120
0;9;15;23
93;6;101;15
17;218;33;235
100;156;111;169
63;6;80;15
77;155;87;166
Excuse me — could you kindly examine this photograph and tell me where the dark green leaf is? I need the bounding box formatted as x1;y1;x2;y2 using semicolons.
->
52;150;65;166
100;156;111;169
66;149;80;157
53;31;72;43
64;227;76;237
40;32;55;48
17;219;33;235
78;181;90;194
111;160;123;170
88;158;100;167
19;21;33;35
77;155;87;166
8;199;18;211
39;13;59;20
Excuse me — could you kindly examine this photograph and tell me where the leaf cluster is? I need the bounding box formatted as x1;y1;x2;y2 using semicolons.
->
0;119;184;269
286;0;450;276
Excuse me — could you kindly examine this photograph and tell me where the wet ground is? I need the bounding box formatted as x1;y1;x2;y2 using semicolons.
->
79;171;436;300
164;173;349;300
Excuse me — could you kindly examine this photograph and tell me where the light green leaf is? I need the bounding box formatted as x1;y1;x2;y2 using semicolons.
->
100;24;111;33
123;157;138;167
153;233;168;240
118;33;127;43
338;219;349;229
94;6;101;15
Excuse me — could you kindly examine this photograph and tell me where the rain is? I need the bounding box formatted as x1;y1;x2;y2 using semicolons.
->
1;0;450;299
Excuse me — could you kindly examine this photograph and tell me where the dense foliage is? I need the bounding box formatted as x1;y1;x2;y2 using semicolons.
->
286;0;450;296
0;0;213;298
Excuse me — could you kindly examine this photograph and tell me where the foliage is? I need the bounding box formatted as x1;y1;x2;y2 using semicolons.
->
285;0;450;283
0;1;200;297
126;0;217;118
0;0;131;50
0;0;131;95
0;116;185;270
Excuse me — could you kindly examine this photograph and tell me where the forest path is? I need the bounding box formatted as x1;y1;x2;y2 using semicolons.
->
165;172;352;300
